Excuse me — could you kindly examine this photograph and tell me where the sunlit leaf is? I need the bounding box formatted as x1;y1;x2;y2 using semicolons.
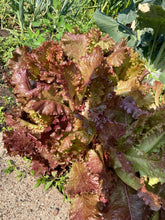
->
69;193;101;220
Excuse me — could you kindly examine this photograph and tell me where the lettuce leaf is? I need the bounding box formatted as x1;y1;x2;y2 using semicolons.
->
69;193;101;220
103;179;153;219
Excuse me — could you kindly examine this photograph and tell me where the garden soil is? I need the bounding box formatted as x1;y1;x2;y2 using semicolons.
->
0;133;70;220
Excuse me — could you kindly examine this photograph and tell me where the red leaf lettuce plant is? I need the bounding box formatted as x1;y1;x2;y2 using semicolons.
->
3;28;165;219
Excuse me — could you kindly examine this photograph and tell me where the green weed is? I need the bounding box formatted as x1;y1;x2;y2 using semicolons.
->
1;96;14;106
0;0;17;29
16;170;26;181
0;107;5;125
34;170;70;201
3;160;16;174
0;106;13;132
0;30;22;65
0;107;9;131
23;156;32;169
3;157;32;181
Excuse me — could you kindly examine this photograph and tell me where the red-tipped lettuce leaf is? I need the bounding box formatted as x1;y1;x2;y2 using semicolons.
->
138;185;162;211
60;32;89;62
78;47;104;85
69;193;101;220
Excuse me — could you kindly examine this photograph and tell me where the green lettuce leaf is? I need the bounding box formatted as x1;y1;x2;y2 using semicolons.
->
126;151;165;183
109;147;142;191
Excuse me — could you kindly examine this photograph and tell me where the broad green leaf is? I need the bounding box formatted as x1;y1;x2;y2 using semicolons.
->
117;2;137;25
126;152;165;182
93;9;136;46
109;147;142;190
115;168;143;190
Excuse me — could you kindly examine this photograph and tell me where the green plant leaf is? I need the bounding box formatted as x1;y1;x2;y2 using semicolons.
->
32;21;42;27
30;170;35;176
51;171;57;177
137;130;165;153
93;9;136;46
159;71;165;84
3;166;15;174
7;159;14;166
117;1;137;25
44;180;54;191
16;171;26;181
126;151;165;183
34;178;42;188
109;147;142;190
